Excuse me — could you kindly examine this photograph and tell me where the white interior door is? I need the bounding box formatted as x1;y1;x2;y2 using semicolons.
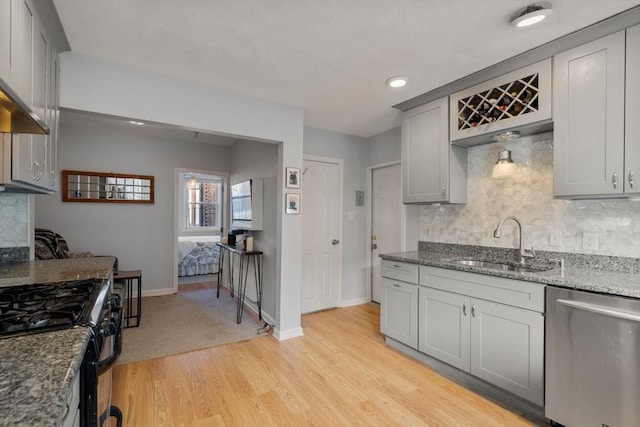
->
371;164;402;303
301;158;342;314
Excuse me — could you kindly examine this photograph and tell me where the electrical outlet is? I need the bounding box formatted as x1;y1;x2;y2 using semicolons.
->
582;232;598;251
550;230;562;246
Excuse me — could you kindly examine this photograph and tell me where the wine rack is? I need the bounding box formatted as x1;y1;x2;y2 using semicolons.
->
450;59;552;145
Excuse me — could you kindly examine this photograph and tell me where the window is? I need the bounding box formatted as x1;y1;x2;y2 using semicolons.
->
182;174;224;232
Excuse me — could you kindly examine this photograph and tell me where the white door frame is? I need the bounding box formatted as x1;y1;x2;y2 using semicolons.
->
302;154;344;310
173;167;230;294
366;161;406;302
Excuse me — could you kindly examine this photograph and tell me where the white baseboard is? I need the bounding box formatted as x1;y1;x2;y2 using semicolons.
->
274;326;304;341
340;297;370;307
139;288;174;298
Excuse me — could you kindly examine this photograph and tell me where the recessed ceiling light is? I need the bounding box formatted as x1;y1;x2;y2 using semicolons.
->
511;4;553;28
386;76;408;88
128;120;145;126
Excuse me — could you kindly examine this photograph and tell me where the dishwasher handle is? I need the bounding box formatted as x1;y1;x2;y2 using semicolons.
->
557;299;640;323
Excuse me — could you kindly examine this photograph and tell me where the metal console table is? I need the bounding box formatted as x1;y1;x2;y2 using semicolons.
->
113;269;142;328
215;242;263;324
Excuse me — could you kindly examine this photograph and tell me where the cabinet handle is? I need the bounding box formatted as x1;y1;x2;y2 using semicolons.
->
393;284;401;288
629;171;635;189
392;264;400;268
471;304;476;317
441;187;446;198
612;172;618;189
462;303;467;316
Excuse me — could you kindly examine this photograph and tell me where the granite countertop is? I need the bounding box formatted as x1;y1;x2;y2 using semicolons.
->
0;327;91;427
381;244;640;298
0;257;116;426
0;256;116;287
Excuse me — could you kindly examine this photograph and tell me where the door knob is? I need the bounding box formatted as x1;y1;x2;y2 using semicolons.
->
332;239;340;245
371;243;378;250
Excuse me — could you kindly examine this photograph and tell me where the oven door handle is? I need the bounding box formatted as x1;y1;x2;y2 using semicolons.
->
97;306;123;373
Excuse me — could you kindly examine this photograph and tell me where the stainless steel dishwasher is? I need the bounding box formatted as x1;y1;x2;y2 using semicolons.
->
546;286;640;427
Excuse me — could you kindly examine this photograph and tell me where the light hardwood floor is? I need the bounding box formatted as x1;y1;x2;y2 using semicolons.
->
112;303;535;426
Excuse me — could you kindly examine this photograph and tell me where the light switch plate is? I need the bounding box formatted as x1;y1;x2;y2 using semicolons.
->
582;232;598;251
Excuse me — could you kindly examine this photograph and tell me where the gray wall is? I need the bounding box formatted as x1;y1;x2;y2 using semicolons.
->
368;127;401;166
229;140;278;321
303;127;369;304
35;121;232;294
59;51;304;339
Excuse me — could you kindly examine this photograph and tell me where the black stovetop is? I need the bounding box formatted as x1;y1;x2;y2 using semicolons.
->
0;280;103;337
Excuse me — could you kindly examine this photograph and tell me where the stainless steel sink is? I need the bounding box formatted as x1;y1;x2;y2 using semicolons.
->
446;259;556;273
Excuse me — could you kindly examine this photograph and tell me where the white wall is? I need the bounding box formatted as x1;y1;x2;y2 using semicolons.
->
34;121;232;293
303;127;369;304
56;52;304;339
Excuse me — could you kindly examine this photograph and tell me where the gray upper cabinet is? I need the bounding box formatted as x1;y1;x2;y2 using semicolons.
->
626;24;640;196
449;59;552;147
401;97;467;204
1;0;59;193
0;0;19;90
553;30;634;198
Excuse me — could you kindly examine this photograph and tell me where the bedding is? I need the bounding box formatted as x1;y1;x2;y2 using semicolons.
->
178;236;221;277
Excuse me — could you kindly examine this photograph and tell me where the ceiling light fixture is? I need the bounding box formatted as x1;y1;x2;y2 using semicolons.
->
511;4;553;28
386;76;408;88
128;120;145;126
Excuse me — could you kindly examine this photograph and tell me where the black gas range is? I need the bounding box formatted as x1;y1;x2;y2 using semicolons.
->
0;278;123;427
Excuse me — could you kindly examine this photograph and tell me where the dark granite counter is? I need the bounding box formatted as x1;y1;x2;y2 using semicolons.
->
0;256;116;287
0;257;116;426
0;327;91;427
381;243;640;298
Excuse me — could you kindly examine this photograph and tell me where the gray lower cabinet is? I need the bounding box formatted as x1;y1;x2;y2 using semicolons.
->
418;287;470;371
470;298;544;406
418;266;545;406
380;261;418;348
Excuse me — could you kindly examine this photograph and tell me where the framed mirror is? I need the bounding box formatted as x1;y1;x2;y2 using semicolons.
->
62;170;154;204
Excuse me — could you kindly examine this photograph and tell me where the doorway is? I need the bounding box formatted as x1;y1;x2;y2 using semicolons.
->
370;163;402;303
301;156;343;314
174;168;229;293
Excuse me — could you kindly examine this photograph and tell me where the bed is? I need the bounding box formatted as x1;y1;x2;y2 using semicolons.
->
178;236;221;277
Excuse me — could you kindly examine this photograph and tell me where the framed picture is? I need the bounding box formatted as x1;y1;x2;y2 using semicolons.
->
286;167;301;189
285;193;300;214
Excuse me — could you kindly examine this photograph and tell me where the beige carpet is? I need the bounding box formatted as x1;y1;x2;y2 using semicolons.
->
116;281;262;365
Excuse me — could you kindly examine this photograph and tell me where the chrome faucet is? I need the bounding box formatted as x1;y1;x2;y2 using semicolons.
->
493;216;535;265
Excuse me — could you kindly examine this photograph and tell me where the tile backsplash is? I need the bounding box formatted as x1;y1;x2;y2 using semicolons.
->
420;132;640;258
0;193;29;248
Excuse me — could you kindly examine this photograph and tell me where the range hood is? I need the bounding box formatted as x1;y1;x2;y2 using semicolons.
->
0;77;49;135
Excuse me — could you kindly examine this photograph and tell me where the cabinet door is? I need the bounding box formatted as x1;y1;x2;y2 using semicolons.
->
0;0;19;89
31;17;49;186
46;49;59;190
402;97;449;203
16;0;35;107
12;0;36;185
470;299;544;406
381;278;418;348
626;25;640;196
553;31;626;198
418;287;470;371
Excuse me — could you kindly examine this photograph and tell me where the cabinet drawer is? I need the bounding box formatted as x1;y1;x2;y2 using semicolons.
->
381;260;419;284
420;266;545;312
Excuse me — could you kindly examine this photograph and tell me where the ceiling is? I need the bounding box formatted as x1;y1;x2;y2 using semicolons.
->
53;0;640;139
